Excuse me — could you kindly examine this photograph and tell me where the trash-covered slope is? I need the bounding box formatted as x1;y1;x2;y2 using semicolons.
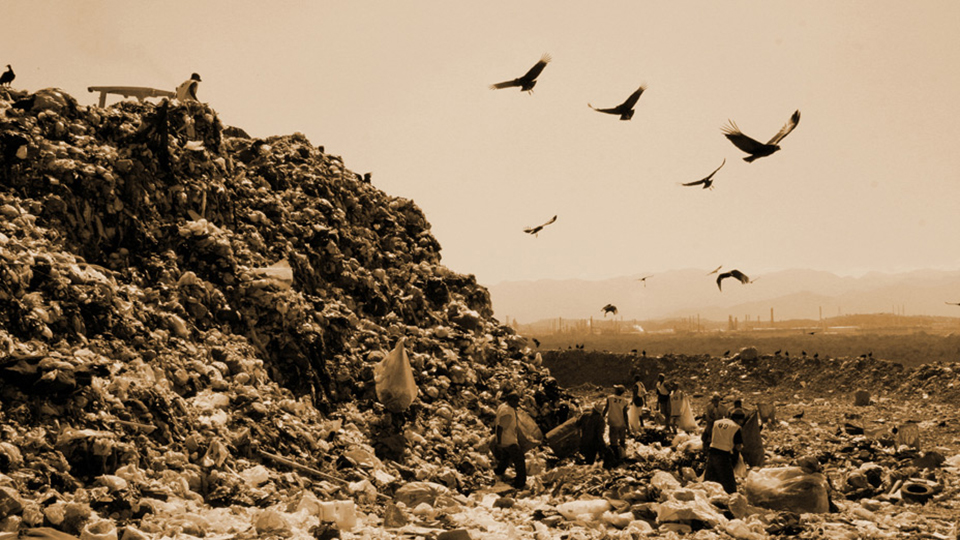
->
0;88;562;537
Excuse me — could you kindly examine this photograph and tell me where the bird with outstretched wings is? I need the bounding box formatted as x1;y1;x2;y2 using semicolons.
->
947;301;960;306
722;110;800;162
681;159;725;190
707;265;723;276
589;85;646;120
636;275;652;286
716;269;750;291
523;215;557;236
601;303;618;316
490;54;552;93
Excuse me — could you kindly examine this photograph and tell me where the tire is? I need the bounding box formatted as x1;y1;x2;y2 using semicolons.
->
900;481;935;504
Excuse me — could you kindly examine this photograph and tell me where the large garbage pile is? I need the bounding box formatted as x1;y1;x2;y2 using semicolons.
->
2;88;959;540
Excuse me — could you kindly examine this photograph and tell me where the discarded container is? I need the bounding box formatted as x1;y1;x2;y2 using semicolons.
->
854;389;871;406
545;417;580;458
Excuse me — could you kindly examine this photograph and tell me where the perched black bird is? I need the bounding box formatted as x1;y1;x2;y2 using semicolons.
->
0;65;14;87
774;349;782;355
722;350;730;357
532;338;540;348
601;304;618;316
523;215;557;236
681;159;725;190
589;85;646;120
793;410;805;420
490;54;552;93
813;353;819;360
716;269;750;291
802;351;807;357
722;110;801;162
642;350;646;357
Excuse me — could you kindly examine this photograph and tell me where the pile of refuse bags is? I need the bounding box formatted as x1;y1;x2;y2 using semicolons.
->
2;88;960;540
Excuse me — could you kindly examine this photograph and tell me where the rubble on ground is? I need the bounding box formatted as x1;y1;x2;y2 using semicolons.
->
1;87;959;539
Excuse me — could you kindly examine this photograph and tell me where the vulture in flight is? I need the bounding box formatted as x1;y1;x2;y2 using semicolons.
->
947;302;960;306
722;110;801;162
636;275;652;286
589;85;646;120
716;269;750;291
523;215;557;236
601;304;618;316
490;54;552;93
0;65;14;87
681;159;725;190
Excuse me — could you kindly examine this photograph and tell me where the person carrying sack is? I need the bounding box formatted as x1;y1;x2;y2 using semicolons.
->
493;391;527;490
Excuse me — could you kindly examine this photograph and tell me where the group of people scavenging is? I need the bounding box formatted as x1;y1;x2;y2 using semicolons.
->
492;373;752;494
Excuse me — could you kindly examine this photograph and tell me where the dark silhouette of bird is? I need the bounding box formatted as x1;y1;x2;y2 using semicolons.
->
793;410;805;420
716;269;750;291
807;331;817;335
722;350;730;357
946;301;960;306
681;159;725;190
523;215;557;236
532;338;540;348
722;110;801;162
801;351;807;357
589;85;646;120
784;351;790;358
636;275;652;286
0;65;14;87
813;353;819;360
774;349;782;356
490;54;552;93
642;350;647;357
707;265;723;276
601;304;618;316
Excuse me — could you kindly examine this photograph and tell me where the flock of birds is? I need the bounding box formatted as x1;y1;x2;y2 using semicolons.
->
494;54;799;316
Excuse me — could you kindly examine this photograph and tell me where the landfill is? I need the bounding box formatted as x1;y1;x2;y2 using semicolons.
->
1;87;959;539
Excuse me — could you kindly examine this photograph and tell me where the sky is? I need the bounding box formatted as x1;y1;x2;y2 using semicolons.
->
4;1;960;288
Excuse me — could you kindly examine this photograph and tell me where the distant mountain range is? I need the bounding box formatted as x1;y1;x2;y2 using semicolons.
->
487;269;960;323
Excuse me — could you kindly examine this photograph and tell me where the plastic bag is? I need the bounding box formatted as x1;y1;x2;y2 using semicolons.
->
744;466;829;514
374;338;418;412
733;454;747;478
517;409;543;452
678;397;699;433
740;411;765;467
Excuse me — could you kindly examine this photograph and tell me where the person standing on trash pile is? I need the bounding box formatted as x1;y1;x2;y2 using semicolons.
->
655;373;671;428
577;401;606;465
628;374;646;434
534;376;566;434
704;407;746;493
667;382;686;435
701;392;728;449
493;391;527;490
176;73;202;101
602;385;630;457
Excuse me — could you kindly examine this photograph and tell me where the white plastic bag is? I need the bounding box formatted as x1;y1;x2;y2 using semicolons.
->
374;338;418;412
678;397;699;433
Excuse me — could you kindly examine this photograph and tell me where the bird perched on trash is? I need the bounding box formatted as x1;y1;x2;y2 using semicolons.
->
589;85;646;121
0;65;14;87
532;338;540;348
176;73;202;101
601;304;618;316
523;215;557;236
681;159;725;190
490;54;552;93
716;269;750;291
774;349;782;356
722;110;801;162
792;410;805;420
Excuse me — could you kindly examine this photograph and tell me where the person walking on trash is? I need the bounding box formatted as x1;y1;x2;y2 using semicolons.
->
176;73;202;101
603;385;630;458
628;375;646;435
701;392;728;449
655;373;671;428
668;382;686;435
493;391;527;490
704;406;746;493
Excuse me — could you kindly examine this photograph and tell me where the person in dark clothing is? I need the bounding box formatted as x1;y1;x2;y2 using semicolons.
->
577;401;606;464
655;373;671;427
704;407;746;493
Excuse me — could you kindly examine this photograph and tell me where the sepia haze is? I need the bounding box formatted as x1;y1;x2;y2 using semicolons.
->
489;269;960;324
3;2;959;287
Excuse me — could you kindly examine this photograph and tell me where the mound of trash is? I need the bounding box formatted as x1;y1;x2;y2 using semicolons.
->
3;88;960;540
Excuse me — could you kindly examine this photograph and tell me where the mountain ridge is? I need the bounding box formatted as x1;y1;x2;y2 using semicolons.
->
489;268;960;323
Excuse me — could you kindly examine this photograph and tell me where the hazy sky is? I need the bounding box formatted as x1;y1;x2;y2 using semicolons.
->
5;2;960;287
